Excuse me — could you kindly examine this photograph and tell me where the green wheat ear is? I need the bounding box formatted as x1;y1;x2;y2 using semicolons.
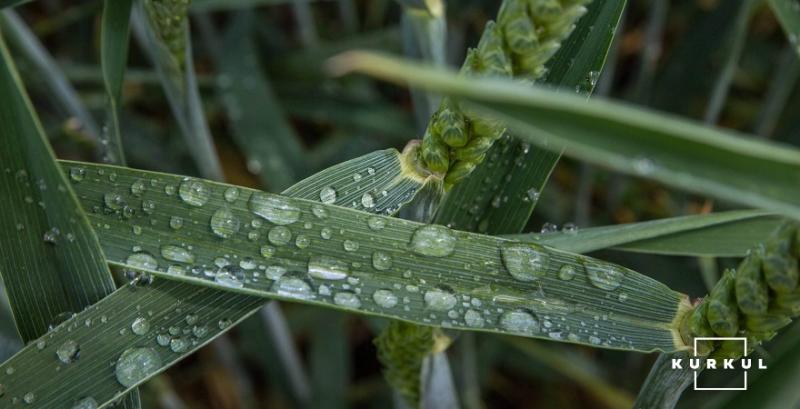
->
375;322;447;408
417;0;591;189
687;222;800;359
143;0;190;69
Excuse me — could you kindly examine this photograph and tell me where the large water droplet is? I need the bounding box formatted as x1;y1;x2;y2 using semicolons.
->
373;289;398;308
249;192;300;225
334;291;361;308
424;288;457;311
210;207;241;239
501;243;549;281
178;178;210;207
500;310;539;334
126;252;158;270
320;186;337;204
56;339;79;363
115;347;162;387
131;317;151;336
71;397;99;409
371;251;392;270
410;225;456;257
308;255;350;280
585;263;624;291
268;226;292;245
160;245;195;264
273;276;314;300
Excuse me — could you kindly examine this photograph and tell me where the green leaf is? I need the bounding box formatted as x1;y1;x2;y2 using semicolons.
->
131;3;223;181
212;12;305;191
331;52;800;221
632;351;694;409
0;29;140;407
507;210;780;257
434;0;626;234
99;0;133;165
768;0;800;57
0;0;30;10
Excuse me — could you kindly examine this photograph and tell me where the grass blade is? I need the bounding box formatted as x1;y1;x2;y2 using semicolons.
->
507;210;779;257
99;0;133;165
632;351;694;409
0;10;101;142
131;3;223;181
0;29;140;407
769;0;800;57
433;0;627;234
0;0;29;9
331;52;800;220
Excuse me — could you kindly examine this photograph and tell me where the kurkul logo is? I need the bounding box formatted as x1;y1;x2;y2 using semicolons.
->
670;337;767;391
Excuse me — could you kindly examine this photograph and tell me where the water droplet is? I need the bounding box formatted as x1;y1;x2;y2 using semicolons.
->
132;225;142;235
585;263;624;291
160;245;195;264
373;289;398;308
249;192;300;225
164;185;176;195
361;192;375;208
43;227;60;244
308;255;350;280
69;167;85;182
131;317;151;336
210;207;241;239
179;178;210;207
169;216;183;230
333;291;362;308
224;187;240;203
464;309;485;328
273;276;314;300
141;200;156;214
424;288;457;311
126;252;158;270
500;310;539;334
104;192;125;210
71;397;99;409
618;292;629;302
265;265;287;280
558;265;576;281
526;188;540;202
501;243;549;281
268;226;292;245
371;251;392;270
130;180;146;196
367;217;386;231
410;225;456;257
260;244;276;258
115;347;162;387
239;257;257;270
170;337;189;353
320;227;332;239
311;205;328;219
23;392;35;404
56;339;79;363
320;186;337;204
215;266;245;288
561;223;578;234
343;240;359;252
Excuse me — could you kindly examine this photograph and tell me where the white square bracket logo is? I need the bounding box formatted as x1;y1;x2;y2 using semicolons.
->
693;337;748;391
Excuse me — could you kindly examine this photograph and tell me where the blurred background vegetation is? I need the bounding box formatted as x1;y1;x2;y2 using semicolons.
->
1;0;800;407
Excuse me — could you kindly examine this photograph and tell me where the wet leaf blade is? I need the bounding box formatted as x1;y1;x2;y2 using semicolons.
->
768;0;800;57
99;0;133;165
509;210;781;257
434;0;626;234
0;29;140;406
333;53;800;220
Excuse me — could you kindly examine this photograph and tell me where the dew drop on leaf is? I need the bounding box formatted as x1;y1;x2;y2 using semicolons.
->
367;217;386;231
131;317;151;336
499;310;539;334
361;192;375;208
126;252;158;270
501;243;549;281
160;245;195;264
319;186;337;204
372;289;398;308
409;225;456;257
371;251;392;270
268;226;292;245
273;276;314;299
178;178;210;207
103;192;125;210
210;207;241;239
585;263;624;291
69;167;85;182
130;180;146;196
308;255;350;280
424;288;457;311
169;216;183;230
115;347;162;387
223;187;239;203
558;265;576;281
333;291;361;308
71;397;98;409
464;309;485;328
343;240;359;252
260;244;276;258
56;339;79;363
249;192;300;225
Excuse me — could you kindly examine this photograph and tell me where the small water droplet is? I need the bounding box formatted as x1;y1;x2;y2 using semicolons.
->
169;216;183;230
178;178;210;207
71;397;99;409
130;180;146;196
273;276;314;300
115;347;162;387
260;244;276;258
215;266;245;288
104;192;125;210
361;192;375;208
320;186;337;204
585;263;625;291
23;392;35;404
343;240;359;252
333;291;362;308
464;309;485;328
410;225;457;257
69;167;85;182
308;255;350;280
160;245;195;264
224;187;240;203
210;207;241;239
424;288;457;311
126;252;158;270
500;310;539;334
268;226;292;245
131;317;151;336
558;265;576;281
367;217;386;231
501;243;549;281
56;339;80;363
249;192;300;225
371;251;392;270
373;289;398;308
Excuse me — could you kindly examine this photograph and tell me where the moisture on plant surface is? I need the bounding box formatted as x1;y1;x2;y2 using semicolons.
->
3;0;800;408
